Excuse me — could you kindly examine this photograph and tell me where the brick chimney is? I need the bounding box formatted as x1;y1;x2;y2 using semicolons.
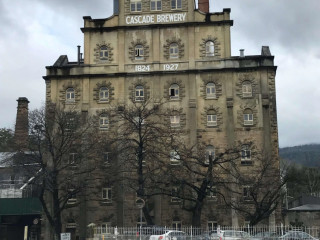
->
14;97;29;150
198;0;209;13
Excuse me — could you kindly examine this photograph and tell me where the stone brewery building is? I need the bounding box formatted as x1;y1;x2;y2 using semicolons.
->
43;0;280;238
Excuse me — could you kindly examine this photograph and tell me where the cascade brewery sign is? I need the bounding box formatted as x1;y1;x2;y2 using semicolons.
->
126;12;186;25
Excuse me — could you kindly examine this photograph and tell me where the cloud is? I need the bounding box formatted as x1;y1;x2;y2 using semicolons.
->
214;0;320;55
0;0;319;147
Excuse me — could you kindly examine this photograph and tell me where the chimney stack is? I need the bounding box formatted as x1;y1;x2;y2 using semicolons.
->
198;0;210;13
240;49;245;58
14;97;29;150
77;45;81;65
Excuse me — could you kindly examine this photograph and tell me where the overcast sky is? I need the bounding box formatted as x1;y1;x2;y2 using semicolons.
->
0;0;319;148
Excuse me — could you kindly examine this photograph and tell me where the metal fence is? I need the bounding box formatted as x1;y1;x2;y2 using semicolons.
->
88;225;320;240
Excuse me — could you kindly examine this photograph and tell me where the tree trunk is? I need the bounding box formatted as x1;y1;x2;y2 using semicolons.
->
191;202;203;227
143;205;154;225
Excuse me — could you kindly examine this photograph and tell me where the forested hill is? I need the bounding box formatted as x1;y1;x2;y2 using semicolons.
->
279;144;320;167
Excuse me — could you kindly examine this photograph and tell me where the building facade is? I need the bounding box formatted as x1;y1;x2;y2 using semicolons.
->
44;0;280;238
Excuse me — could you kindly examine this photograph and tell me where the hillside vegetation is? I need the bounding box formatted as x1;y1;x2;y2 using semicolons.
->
279;144;320;167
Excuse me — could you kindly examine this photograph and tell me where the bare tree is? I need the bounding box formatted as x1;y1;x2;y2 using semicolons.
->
16;104;107;240
155;139;240;226
106;98;172;225
286;165;320;198
222;149;285;226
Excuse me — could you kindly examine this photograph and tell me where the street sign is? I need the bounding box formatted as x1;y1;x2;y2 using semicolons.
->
61;233;71;240
135;198;145;209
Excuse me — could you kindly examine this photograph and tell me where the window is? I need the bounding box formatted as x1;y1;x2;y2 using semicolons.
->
98;223;111;234
170;115;180;127
99;114;109;129
171;187;181;202
134;116;145;125
65;115;75;132
169;43;179;59
206;83;216;98
207;187;217;200
69;153;77;165
99;46;109;60
205;41;215;57
102;188;112;202
103;152;111;165
136;151;146;166
135;85;144;101
135;44;144;60
243;109;253;126
242;81;252;97
205;145;215;164
207;221;218;231
66;88;75;102
169;84;179;99
243;186;252;200
170;150;180;165
207;114;217;127
241;145;252;165
99;87;109;102
130;0;142;12
171;0;182;9
67;189;77;204
151;0;161;11
172;220;182;229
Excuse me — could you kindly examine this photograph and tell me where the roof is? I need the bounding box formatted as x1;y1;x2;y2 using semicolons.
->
288;204;320;211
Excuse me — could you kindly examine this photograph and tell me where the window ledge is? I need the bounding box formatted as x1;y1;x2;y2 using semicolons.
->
100;201;113;206
241;161;253;166
207;197;218;201
205;97;217;100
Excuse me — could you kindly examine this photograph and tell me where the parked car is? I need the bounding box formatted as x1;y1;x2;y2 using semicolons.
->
219;230;250;240
149;230;187;240
278;231;319;240
251;231;280;240
198;231;219;240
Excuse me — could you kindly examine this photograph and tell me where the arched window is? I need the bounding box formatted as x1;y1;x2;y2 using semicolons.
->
172;216;182;229
241;144;252;165
243;109;253;126
170;150;181;165
99;46;109;60
130;0;142;12
135;85;144;101
169;84;179;99
135;45;144;60
206;83;216;98
207;110;217;127
170;115;180;127
66;88;75;102
102;188;112;202
205;41;215;57
169;43;179;59
99;87;109;102
99;114;109;129
205;145;215;164
242;81;253;97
